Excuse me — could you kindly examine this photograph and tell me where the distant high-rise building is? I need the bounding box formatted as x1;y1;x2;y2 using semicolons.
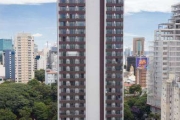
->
57;0;124;120
14;33;34;83
147;3;180;113
0;39;13;64
124;47;131;65
127;56;136;75
0;39;13;51
48;46;57;71
34;44;38;70
133;37;145;56
3;50;15;80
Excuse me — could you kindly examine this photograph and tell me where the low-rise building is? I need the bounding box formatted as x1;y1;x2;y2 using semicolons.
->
0;65;5;83
45;69;57;85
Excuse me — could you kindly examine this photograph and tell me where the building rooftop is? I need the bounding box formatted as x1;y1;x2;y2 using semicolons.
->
46;69;57;74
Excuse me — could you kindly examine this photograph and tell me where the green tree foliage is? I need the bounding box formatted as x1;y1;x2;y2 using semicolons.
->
129;84;142;94
125;94;151;120
0;109;17;120
27;79;40;87
147;113;161;120
124;103;134;120
33;102;49;120
35;69;45;83
0;80;57;120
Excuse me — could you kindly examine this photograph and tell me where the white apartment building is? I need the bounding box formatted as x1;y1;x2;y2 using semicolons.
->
0;65;5;83
161;74;180;120
14;33;34;83
147;3;180;113
45;69;58;85
36;48;49;70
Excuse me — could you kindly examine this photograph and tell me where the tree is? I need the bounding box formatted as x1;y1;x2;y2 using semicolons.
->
127;98;136;107
18;107;32;119
0;109;17;120
147;113;160;120
129;84;142;94
0;81;57;119
124;103;134;120
33;102;49;120
35;69;45;83
28;79;40;87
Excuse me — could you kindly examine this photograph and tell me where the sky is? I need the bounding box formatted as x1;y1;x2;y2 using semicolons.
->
0;0;179;50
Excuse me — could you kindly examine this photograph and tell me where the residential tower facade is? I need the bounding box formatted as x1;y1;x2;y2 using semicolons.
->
57;0;124;119
147;3;180;113
14;33;35;83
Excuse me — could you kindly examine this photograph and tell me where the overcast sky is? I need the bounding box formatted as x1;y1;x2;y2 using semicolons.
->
0;0;179;50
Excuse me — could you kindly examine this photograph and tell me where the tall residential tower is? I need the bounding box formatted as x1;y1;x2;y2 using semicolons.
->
14;33;35;83
147;3;180;113
57;0;124;120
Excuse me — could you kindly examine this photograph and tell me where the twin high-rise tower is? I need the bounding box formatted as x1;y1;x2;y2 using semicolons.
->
57;0;124;119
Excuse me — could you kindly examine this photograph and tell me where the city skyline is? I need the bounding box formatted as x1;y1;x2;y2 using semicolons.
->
0;0;178;50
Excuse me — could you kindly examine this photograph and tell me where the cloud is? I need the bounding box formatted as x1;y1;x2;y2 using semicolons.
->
125;0;179;14
0;0;55;4
33;33;42;37
124;32;139;37
0;0;179;14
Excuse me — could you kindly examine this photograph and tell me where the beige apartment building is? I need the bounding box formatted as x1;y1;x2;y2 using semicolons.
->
161;74;180;120
14;33;34;83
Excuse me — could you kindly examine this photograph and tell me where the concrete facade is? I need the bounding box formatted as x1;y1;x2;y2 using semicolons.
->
45;69;58;85
133;37;145;56
147;3;180;113
161;74;180;120
57;0;124;119
3;50;15;80
14;33;34;83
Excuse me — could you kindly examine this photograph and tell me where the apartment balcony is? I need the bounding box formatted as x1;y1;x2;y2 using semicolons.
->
60;107;85;111
106;107;122;111
106;99;122;103
59;64;85;67
59;100;85;103
59;0;85;4
106;114;122;118
59;85;85;89
60;78;85;81
60;92;85;96
59;114;85;119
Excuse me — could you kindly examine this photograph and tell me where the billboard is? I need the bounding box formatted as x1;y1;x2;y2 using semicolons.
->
136;57;148;69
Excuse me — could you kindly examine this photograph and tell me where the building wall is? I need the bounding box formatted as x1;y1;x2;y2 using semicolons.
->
3;50;15;80
45;70;57;85
37;55;46;70
133;37;145;56
0;39;13;64
161;75;180;120
127;56;136;75
0;65;5;77
147;3;180;112
0;39;13;51
57;0;124;119
136;68;146;88
14;33;34;83
48;47;57;71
